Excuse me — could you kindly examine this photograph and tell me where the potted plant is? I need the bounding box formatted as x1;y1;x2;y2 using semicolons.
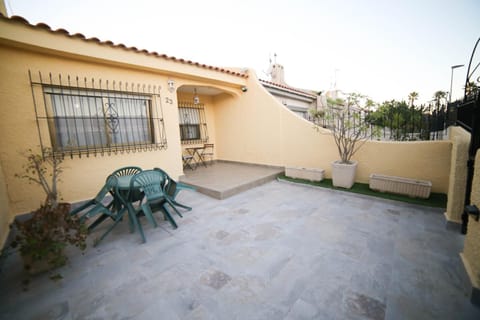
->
311;93;374;188
10;149;87;275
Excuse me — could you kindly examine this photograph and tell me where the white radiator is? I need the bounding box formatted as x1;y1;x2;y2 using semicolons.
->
369;174;432;199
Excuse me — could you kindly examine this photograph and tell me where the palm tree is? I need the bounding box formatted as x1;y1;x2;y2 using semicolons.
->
433;90;447;107
408;91;419;107
465;81;479;97
431;91;448;139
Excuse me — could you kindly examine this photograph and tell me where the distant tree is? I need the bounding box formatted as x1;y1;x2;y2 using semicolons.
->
430;91;448;137
433;91;447;108
465;81;479;98
364;98;376;111
365;99;428;141
408;91;419;107
310;92;374;163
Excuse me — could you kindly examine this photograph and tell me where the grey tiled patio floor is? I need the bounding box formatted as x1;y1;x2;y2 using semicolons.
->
1;180;479;319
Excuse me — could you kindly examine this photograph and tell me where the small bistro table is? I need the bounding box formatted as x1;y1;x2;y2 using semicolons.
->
185;146;207;168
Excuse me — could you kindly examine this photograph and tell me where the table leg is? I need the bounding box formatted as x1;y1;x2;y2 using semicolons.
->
190;149;199;170
195;149;207;168
126;202;146;243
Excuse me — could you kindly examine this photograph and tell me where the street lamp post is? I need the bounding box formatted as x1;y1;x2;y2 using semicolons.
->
449;64;465;102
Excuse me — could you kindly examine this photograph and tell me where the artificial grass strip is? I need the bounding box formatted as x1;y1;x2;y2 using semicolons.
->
278;175;447;208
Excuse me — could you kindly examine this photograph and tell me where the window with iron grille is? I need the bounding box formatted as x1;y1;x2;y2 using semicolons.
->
178;102;208;144
46;88;155;149
29;71;167;158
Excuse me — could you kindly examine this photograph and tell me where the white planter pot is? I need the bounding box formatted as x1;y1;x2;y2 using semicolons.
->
285;167;325;182
369;174;432;198
331;160;358;189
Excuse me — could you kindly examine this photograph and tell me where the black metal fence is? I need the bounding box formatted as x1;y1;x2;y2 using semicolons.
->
313;103;449;141
367;104;448;141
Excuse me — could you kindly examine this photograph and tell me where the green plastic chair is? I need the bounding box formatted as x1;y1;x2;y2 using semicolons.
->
112;166;144;208
69;175;118;231
131;170;181;230
111;166;142;177
153;167;196;211
91;176;140;246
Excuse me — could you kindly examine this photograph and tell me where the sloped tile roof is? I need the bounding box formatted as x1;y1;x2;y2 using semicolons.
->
259;79;317;98
0;13;248;78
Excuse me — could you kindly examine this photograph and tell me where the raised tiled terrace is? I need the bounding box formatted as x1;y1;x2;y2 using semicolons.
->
180;161;284;199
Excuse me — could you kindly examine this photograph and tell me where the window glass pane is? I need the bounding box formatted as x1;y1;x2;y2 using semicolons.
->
51;94;102;117
178;103;207;143
47;90;152;150
109;97;150;145
179;107;200;124
54;117;107;148
180;124;200;140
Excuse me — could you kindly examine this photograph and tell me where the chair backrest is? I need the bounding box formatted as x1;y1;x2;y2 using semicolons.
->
130;170;166;202
203;144;214;152
153;167;168;181
153;167;176;197
93;175;118;203
111;166;142;177
202;144;214;158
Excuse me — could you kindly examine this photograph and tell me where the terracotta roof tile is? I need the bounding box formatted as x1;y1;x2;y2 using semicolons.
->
1;13;248;78
10;15;28;24
72;33;86;39
55;28;69;35
36;22;51;30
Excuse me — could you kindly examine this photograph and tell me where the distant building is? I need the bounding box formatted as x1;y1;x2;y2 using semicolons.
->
260;60;324;120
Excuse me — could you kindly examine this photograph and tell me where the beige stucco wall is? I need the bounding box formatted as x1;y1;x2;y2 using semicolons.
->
214;73;451;193
0;1;6;16
0;46;178;214
0;160;10;247
0;44;240;216
462;150;480;290
445;126;471;223
0;17;245;229
355;140;450;190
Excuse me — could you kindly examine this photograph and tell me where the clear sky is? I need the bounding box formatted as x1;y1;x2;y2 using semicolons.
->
5;0;480;104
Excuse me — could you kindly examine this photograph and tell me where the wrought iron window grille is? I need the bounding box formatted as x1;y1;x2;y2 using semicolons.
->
178;101;209;144
29;71;168;158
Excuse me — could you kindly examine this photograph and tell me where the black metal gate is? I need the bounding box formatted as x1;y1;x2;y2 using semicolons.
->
450;38;480;233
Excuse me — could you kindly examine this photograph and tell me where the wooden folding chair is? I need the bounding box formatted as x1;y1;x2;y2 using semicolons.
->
182;153;195;170
201;143;214;165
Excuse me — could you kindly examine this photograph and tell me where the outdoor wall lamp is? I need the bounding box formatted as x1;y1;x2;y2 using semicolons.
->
193;88;200;105
461;204;479;235
167;79;175;92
